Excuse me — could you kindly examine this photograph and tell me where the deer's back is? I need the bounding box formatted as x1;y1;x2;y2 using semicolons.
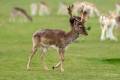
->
33;29;67;47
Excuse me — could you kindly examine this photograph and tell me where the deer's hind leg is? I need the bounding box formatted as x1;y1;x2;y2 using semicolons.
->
27;37;39;70
27;46;38;70
109;25;118;41
53;48;65;72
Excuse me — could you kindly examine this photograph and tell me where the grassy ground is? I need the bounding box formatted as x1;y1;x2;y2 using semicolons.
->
0;0;120;80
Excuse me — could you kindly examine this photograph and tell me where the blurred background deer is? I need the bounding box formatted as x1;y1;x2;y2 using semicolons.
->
30;3;38;16
30;1;50;16
73;1;100;17
57;2;68;15
99;11;120;41
9;7;32;22
116;2;120;15
39;1;50;16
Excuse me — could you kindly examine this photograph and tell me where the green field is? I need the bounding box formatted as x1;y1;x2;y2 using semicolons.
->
0;0;120;80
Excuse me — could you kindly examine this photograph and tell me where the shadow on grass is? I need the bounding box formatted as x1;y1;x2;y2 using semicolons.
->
101;58;120;64
85;57;120;65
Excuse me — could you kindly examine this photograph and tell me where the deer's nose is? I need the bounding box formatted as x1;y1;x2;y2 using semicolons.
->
86;26;91;31
84;32;88;36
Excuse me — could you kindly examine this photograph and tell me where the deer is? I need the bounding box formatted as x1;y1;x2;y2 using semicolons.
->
39;1;50;16
9;7;32;22
27;5;88;72
73;1;100;17
99;11;120;41
57;2;68;15
30;3;38;16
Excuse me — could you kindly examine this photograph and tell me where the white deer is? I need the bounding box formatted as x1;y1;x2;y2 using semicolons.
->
30;3;38;16
99;12;120;41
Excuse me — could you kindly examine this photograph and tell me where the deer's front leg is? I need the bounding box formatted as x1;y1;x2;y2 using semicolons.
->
52;48;65;72
59;48;65;72
109;25;118;41
100;25;107;41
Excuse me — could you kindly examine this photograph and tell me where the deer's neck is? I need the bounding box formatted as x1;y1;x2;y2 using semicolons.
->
65;29;79;44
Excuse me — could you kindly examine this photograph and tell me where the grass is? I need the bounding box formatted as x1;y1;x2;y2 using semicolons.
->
0;0;120;80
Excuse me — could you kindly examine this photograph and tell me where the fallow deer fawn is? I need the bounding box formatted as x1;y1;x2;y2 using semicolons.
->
27;5;88;72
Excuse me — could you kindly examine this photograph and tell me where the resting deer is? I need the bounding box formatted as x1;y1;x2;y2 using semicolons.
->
27;5;88;72
9;7;32;22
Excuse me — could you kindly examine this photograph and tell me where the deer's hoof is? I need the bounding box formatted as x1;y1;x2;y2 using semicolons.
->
100;38;105;41
60;68;64;72
27;66;31;71
27;67;31;71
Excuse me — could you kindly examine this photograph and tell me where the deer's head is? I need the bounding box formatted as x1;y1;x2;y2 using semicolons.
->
68;5;88;35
